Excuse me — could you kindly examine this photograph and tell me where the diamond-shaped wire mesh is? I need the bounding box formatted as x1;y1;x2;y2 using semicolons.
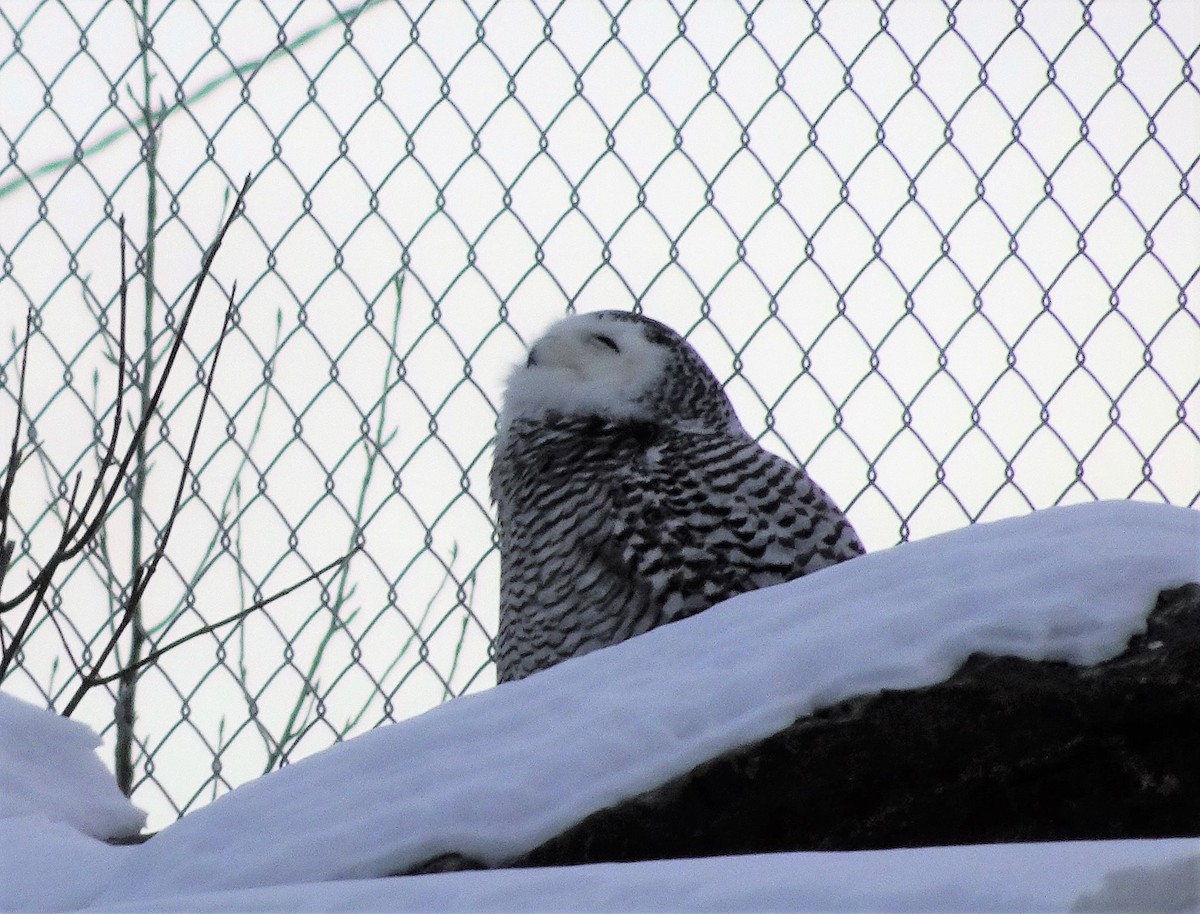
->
1;1;1196;827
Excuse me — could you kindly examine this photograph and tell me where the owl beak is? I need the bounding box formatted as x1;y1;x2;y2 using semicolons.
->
526;346;539;368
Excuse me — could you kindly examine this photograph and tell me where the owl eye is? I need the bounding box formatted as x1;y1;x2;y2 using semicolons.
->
593;334;620;353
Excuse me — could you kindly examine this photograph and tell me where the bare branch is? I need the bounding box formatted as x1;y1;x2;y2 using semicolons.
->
1;175;250;689
62;174;250;561
60;179;249;713
0;308;33;595
65;220;130;543
61;564;147;714
111;278;238;648
79;547;361;690
43;594;84;679
0;416;86;678
0;563;59;679
0;541;12;590
0;178;249;614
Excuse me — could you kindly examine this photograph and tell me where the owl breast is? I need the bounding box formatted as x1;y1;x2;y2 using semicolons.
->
491;407;863;683
491;415;664;683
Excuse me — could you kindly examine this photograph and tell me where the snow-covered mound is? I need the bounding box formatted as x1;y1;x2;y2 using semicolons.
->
0;692;146;841
89;839;1200;913
0;693;148;911
86;500;1197;904
2;816;132;913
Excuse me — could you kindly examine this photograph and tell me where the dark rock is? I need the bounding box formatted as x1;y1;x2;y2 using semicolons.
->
105;831;154;846
408;852;489;874
501;583;1200;868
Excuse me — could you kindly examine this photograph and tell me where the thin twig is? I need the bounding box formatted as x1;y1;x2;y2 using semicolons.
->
65;276;240;715
60;174;251;563
1;175;250;692
152;299;279;654
129;281;239;614
112;34;164;789
0;436;89;678
0;223;127;613
78;548;360;689
0;309;33;596
65;222;130;555
0;179;249;616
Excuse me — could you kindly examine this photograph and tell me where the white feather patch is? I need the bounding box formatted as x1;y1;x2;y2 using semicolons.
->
499;314;669;428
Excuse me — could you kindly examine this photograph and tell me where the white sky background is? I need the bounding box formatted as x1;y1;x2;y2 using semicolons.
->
0;0;1197;828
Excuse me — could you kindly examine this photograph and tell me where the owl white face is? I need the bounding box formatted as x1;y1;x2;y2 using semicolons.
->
500;312;668;428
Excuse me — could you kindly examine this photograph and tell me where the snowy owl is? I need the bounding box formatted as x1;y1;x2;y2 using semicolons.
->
491;310;864;683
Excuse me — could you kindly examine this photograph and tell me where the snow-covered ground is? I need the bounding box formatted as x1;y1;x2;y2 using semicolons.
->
2;500;1198;912
8;834;1197;912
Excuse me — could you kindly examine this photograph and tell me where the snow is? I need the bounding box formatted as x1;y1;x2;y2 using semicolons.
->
2;824;1195;913
1;500;1197;912
1;817;131;913
1070;850;1200;912
0;692;146;841
0;692;146;911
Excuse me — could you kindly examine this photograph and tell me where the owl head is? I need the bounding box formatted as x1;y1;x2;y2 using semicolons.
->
500;311;742;432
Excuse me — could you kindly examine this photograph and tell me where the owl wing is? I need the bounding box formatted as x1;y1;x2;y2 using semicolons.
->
493;420;666;681
606;425;864;626
493;418;862;682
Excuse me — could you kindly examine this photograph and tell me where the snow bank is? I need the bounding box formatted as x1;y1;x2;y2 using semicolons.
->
0;692;146;841
0;693;146;911
88;500;1197;904
1;816;134;913
87;839;1200;913
1070;849;1200;912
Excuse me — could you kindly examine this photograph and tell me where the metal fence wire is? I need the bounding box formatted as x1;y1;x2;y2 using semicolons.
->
0;0;1196;827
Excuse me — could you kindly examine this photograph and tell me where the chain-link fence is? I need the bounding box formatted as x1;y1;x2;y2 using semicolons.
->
1;0;1196;828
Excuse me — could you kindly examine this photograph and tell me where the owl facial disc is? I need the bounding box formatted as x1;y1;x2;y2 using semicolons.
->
501;312;669;428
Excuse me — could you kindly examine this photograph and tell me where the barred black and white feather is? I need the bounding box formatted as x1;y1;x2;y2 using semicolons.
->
491;311;863;683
